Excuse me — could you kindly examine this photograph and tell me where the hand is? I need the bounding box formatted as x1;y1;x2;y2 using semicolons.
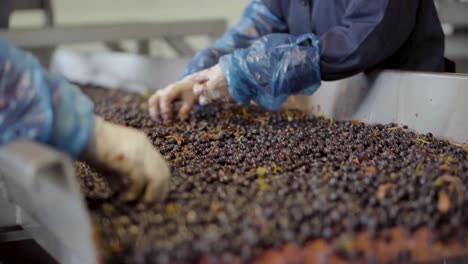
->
191;64;229;105
83;116;170;203
148;64;229;123
148;80;196;123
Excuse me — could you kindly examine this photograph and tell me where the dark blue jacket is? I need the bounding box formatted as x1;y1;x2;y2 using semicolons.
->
263;0;448;80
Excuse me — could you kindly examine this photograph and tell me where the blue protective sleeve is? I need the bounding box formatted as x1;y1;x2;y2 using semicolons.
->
0;38;94;158
181;0;287;77
219;33;321;112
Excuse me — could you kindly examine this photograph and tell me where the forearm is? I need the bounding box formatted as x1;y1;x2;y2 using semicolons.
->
219;33;321;111
181;0;287;77
211;0;287;53
0;38;94;158
0;38;170;202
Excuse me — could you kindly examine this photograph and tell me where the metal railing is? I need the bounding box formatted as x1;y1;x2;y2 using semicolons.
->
0;0;227;66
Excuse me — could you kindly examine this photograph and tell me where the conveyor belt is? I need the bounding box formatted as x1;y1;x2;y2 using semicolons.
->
0;53;467;263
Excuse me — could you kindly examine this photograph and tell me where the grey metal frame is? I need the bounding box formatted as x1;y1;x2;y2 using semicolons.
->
0;0;56;67
0;20;226;50
0;0;227;64
0;140;98;264
0;0;54;27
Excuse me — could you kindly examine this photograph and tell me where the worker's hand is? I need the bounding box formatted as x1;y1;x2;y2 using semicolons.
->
191;64;229;105
148;64;229;123
148;80;196;123
83;116;170;203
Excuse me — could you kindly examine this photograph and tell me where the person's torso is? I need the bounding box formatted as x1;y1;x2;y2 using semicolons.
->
264;0;359;36
262;0;449;73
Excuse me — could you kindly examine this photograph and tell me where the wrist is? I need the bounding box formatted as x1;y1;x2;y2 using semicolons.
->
81;115;103;162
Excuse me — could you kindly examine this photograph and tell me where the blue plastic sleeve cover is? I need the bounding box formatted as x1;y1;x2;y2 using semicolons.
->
219;33;321;111
181;0;287;77
0;38;94;158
